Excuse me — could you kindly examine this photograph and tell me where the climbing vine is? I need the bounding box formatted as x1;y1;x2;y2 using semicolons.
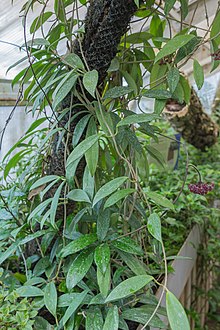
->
0;0;220;329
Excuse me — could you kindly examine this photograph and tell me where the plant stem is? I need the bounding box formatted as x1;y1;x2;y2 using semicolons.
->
189;163;202;182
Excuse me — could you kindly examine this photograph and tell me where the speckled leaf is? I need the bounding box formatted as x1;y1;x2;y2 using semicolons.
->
66;250;94;290
142;89;172;100
53;71;78;109
94;244;110;274
122;306;166;328
62;290;88;325
103;86;133;100
30;175;60;190
167;67;180;93
105;275;153;303
16;286;44;297
164;0;176;15
60;234;97;258
103;306;119;330
62;53;85;70
111;236;144;256
67;189;91;203
104;189;135;209
118;251;147;276
166;291;190;330
117;113;158;127
44;282;57;317
97;264;111;297
66;134;100;168
93;177;128;207
193;59;204;90
155;35;194;63
210;10;220;46
83;70;98;97
147;213;162;243
147;191;174;210
86;306;103;330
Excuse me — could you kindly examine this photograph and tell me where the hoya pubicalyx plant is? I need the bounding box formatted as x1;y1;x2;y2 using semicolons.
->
1;0;220;329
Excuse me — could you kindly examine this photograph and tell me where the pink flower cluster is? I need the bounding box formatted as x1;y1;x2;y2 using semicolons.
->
211;50;220;61
188;182;215;195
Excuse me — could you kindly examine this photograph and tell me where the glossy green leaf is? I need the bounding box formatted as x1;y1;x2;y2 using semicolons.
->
150;61;168;89
111;236;144;256
86;306;104;330
180;75;191;104
166;291;190;330
97;209;110;241
147;191;174;210
44;282;57;317
60;233;97;258
105;275;153;302
28;198;53;221
175;36;201;64
155;35;194;63
118;251;147;276
123;32;152;44
107;57;120;72
62;53;85;70
210;11;220;46
154;99;166;115
4;150;28;179
97;264;111;297
66;250;94;290
33;257;51;276
146;145;166;168
67;189;91;203
83;69;99;97
150;14;165;48
19;230;47;245
50;181;65;227
94;244;110;274
119;317;129;330
142;89;172;99
0;242;19;265
34;316;53;330
122;306;166;328
25;38;50;47
85;117;99;176
103;86;134;100
104;189;135;209
30;12;53;34
66;157;82;183
164;0;176;15
193;59;204;90
54;0;66;21
147;213;162;243
93;176;128;207
103;306;119;330
172;81;184;103
167;67;180;93
16;286;44;297
62;290;88;325
180;0;189;19
95;103;115;136
72;114;91;147
83;165;95;199
117;114;158;127
53;71;78;109
122;71;138;95
66;134;100;168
